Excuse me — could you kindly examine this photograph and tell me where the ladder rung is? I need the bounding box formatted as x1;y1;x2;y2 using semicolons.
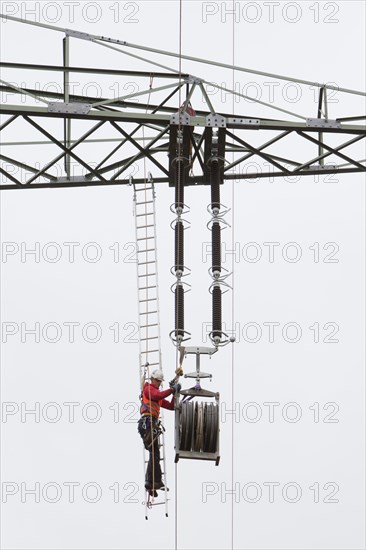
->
134;187;153;192
139;286;157;291
138;248;155;253
138;273;156;277
136;212;154;217
140;323;158;327
136;200;154;205
141;336;159;340
140;311;157;315
141;349;159;353
138;261;155;265
142;362;159;366
140;298;156;303
137;224;154;229
137;236;155;241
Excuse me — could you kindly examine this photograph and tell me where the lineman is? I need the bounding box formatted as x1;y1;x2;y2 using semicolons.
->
138;369;181;497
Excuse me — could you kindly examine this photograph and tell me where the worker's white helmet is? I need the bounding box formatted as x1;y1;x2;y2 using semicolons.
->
151;369;164;382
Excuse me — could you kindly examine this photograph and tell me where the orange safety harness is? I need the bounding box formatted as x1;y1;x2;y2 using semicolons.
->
140;384;161;419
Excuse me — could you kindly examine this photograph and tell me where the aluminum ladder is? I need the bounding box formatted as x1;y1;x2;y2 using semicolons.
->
133;178;169;519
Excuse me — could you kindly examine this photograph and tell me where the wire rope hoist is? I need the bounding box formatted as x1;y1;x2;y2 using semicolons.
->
169;114;233;465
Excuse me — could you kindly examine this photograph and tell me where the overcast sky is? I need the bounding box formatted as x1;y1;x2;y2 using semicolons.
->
0;1;365;549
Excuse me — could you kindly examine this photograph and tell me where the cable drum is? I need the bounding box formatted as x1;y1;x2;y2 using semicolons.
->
179;400;219;455
180;401;194;451
193;402;204;452
203;403;219;453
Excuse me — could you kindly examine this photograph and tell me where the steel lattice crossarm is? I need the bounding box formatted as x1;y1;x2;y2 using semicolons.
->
0;13;365;190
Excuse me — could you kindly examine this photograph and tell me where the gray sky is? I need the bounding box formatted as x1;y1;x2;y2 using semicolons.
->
0;1;365;549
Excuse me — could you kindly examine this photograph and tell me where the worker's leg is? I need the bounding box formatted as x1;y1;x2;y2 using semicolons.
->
138;417;151;487
145;440;162;489
145;449;153;487
138;417;157;486
142;418;162;488
151;435;162;486
138;417;152;448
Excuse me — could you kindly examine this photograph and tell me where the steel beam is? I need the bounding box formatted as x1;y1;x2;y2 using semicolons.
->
0;61;188;79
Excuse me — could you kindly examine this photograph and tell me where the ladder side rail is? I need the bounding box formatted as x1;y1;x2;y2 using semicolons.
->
133;181;168;517
151;182;169;516
133;184;150;519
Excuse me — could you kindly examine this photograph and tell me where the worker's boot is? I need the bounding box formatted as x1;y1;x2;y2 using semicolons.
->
154;480;169;491
145;482;158;498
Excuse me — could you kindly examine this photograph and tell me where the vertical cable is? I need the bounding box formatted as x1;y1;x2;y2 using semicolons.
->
175;2;183;549
231;3;235;549
175;461;178;550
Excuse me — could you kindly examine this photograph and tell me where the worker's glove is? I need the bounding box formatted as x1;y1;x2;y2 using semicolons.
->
172;383;181;395
175;367;184;377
